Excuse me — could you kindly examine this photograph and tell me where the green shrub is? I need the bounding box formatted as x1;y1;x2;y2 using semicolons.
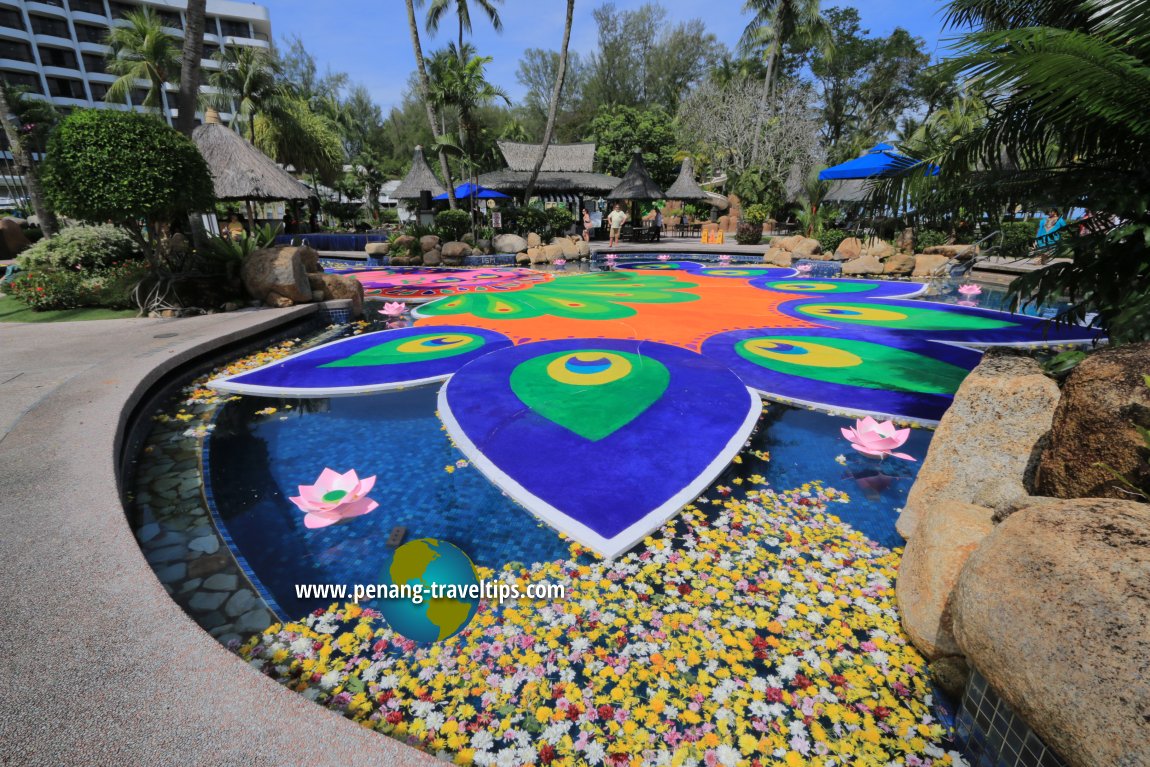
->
80;261;150;308
17;224;142;271
544;207;574;239
7;261;147;310
43;110;214;235
735;222;764;245
817;228;848;254
7;269;84;309
742;204;771;227
434;209;471;241
999;221;1035;259
915;229;949;251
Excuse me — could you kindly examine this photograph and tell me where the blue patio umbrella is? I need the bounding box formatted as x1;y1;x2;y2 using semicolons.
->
433;182;510;201
818;143;940;181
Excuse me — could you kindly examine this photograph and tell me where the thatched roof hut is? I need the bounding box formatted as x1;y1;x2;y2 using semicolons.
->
393;146;447;200
477;141;620;202
665;157;708;201
496;141;597;172
191;109;310;201
608;152;665;201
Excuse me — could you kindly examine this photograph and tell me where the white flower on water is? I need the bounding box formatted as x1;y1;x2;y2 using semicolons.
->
318;670;342;690
716;745;740;767
471;730;494;752
584;742;607;764
542;723;570;744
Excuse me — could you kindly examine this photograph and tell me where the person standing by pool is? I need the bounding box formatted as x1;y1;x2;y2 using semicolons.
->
1035;209;1067;251
582;207;593;243
607;203;627;247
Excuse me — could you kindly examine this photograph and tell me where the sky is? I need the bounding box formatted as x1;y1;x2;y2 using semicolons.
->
261;0;955;113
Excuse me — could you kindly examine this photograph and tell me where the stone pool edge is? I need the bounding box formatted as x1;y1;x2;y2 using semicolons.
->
0;307;437;767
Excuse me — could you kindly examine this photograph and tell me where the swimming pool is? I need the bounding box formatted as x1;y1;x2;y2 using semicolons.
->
203;388;930;620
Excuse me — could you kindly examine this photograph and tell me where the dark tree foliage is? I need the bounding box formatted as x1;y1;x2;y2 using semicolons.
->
44;110;214;238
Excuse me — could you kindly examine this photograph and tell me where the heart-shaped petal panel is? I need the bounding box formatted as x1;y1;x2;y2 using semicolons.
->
439;339;761;559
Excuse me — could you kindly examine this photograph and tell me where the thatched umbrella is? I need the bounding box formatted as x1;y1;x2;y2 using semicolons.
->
393;145;447;200
192;109;310;228
607;151;664;228
665;157;708;201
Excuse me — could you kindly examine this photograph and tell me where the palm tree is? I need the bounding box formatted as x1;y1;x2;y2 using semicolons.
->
887;0;1150;342
405;0;456;208
740;0;833;163
0;83;57;235
424;0;503;60
523;0;574;203
429;52;509;181
175;0;207;135
105;8;179;120
208;45;281;142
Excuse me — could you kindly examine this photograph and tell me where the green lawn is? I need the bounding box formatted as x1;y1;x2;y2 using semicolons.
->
0;294;138;323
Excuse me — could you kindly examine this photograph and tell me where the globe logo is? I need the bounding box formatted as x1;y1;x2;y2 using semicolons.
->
375;538;481;643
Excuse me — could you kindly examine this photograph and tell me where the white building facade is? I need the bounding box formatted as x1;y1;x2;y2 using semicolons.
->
0;0;271;122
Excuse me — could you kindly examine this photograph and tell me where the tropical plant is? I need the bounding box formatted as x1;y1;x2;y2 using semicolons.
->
253;97;344;184
914;229;949;250
743;204;772;227
587;105;678;187
524;0;574;203
0;84;57;234
808;7;932;160
999;221;1035;260
740;0;833;163
816;227;848;254
200;223;276;280
427;50;510;180
423;0;504;59
889;0;1150;343
43;110;214;260
7;260;148;310
175;0;207;136
17;224;142;271
105;8;180;119
545;206;574;239
405;0;457;207
208;45;282;142
735;222;764;245
435;208;471;241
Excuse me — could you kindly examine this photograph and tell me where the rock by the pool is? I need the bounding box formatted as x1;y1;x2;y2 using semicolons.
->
899;350;1059;538
952;499;1150;767
896;500;994;659
493;233;527;255
241;246;313;304
1036;342;1150;500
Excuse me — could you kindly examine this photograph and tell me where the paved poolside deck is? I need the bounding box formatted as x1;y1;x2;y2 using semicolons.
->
0;308;435;766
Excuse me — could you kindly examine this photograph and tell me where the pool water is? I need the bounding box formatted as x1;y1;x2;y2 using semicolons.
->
205;383;929;620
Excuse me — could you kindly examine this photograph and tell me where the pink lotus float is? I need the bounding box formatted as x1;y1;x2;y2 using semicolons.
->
957;283;982;308
657;254;671;261
289;468;379;528
841;416;916;461
380;302;407;318
718;255;732;264
796;263;813;274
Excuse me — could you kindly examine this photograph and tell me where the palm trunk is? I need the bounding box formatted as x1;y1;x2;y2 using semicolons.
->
405;0;456;209
0;85;57;236
750;36;778;167
175;0;207;136
524;0;574;203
